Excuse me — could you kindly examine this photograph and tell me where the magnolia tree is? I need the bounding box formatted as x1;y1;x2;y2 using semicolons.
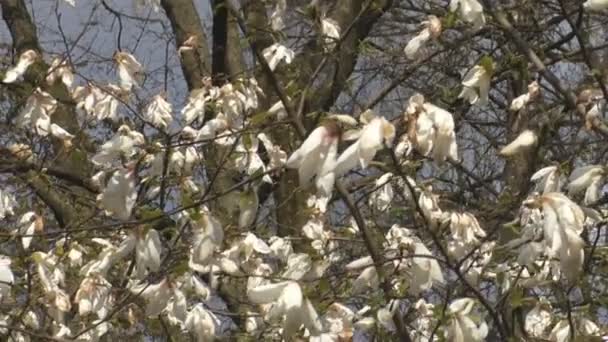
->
1;0;608;340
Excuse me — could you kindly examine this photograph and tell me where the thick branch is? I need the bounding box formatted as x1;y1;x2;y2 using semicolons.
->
160;0;211;90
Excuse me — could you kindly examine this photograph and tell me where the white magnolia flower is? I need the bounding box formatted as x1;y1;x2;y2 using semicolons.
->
17;212;43;250
449;0;485;30
135;0;160;12
46;57;74;88
130;279;173;317
269;236;293;262
346;257;378;294
117;228;162;279
510;81;540;111
75;274;112;318
0;190;17;219
407;94;458;163
419;186;443;227
262;43;295;71
185;304;218;342
459;64;491;106
567;165;605;205
409;242;444;294
537;193;585;282
321;17;341;52
238;188;259;229
92;125;144;166
16;88;57;136
320;303;355;340
0;256;13;301
369;173;394;211
584;0;608;10
258;133;287;169
270;0;287;31
445;298;488;342
404;16;442;60
524;305;551;337
531;165;562;194
73;83;122;121
97;168;137;220
410;299;437;342
114;51;144;90
165;288;187;326
268;100;288;120
499;129;538;157
31;251;71;316
248;281;323;337
234;135;272;183
3;49;38;83
334;115;395;176
180;81;217;124
144;94;173;128
286;124;340;190
449;212;485;246
189;210;224;271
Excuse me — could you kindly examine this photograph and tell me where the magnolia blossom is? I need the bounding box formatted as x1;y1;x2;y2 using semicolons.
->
0;256;13;301
97;168;137;220
16;88;57;136
92;125;144;166
286;123;340;191
459;64;491;106
334;114;395;176
32;251;71;318
262;43;295;71
567;165;605;205
234;135;272;183
510;81;540;111
549;318;600;341
346;257;378;294
535;193;585;282
524;305;552;338
186;304;218;341
410;299;437;342
63;0;76;5
74;274;112;318
114;51;143;90
258;133;287;169
73;83;123;121
130;278;174;317
17;212;43;250
46;57;74;88
248;281;322;337
3;49;38;83
369;173;394;211
499;129;538;157
584;0;608;10
321;17;341;51
418;185;443;227
239;189;259;229
189;210;224;271
448;212;486;260
449;0;485;29
407;94;458;163
445;298;488;342
0;190;17;220
270;0;287;31
404;16;441;60
180;80;218;124
117;228;162;279
530;165;562;194
144;94;173;128
135;0;160;12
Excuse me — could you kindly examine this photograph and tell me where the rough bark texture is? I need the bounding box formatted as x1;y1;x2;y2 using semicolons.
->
161;0;212;90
